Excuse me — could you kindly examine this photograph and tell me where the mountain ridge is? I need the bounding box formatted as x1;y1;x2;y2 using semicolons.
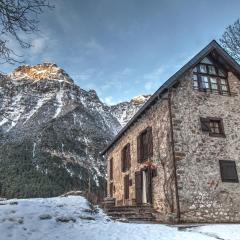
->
0;63;150;198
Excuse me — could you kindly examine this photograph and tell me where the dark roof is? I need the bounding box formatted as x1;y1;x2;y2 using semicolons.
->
101;40;240;155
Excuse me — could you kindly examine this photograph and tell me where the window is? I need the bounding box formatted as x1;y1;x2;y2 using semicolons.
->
192;57;229;95
109;158;113;180
219;160;239;183
121;143;131;172
137;127;153;163
200;117;225;137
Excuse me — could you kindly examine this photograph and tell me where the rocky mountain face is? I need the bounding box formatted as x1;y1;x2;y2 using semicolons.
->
110;95;151;127
0;63;149;199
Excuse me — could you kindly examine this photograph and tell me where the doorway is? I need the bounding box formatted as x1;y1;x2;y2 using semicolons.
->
135;168;152;205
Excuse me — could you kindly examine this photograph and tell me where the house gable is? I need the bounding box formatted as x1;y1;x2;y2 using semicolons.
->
101;40;240;156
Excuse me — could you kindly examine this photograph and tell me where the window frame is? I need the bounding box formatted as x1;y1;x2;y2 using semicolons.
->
200;117;225;138
192;62;230;95
219;160;239;183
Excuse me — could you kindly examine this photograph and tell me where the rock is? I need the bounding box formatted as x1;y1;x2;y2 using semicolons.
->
8;217;23;224
79;215;95;221
56;216;76;223
82;208;95;214
39;214;52;220
17;218;24;224
56;204;65;208
61;191;83;197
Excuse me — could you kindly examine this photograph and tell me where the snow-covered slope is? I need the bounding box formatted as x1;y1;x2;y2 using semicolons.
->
0;196;239;240
110;95;151;127
0;63;121;199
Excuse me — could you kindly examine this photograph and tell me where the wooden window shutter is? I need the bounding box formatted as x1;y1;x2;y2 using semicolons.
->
147;127;153;158
137;135;142;163
109;158;113;180
121;148;125;172
127;143;131;169
135;171;142;205
200;117;210;132
219;118;225;135
124;175;129;199
219;160;239;182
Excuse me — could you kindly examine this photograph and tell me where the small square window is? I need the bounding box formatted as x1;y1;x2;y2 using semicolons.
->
209;120;221;134
200;76;209;89
193;67;198;73
210;77;218;91
208;65;216;75
219;69;227;77
199;64;207;73
219;160;239;183
200;117;225;137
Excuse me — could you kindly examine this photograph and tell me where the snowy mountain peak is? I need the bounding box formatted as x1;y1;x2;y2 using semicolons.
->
131;95;151;104
9;63;74;84
110;94;151;127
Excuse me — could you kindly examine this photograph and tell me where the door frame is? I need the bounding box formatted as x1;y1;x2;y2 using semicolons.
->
135;168;153;205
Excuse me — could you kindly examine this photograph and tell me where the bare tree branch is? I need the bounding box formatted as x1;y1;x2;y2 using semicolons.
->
0;0;54;64
220;19;240;63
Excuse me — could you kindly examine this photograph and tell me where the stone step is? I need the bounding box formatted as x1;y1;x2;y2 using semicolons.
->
105;204;158;223
106;208;153;213
106;206;153;212
108;212;154;218
111;216;156;222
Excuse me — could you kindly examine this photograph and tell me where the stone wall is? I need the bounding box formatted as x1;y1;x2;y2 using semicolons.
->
106;97;178;222
171;69;240;223
106;59;240;223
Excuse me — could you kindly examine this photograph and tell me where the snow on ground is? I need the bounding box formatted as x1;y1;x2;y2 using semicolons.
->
0;196;239;240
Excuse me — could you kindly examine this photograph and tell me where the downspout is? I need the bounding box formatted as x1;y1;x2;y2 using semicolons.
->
167;88;180;223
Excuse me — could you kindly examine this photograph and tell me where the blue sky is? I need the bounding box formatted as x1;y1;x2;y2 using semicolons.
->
2;0;240;104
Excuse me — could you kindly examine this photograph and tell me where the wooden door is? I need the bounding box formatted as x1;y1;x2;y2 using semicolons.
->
146;168;153;204
135;171;142;205
124;175;129;200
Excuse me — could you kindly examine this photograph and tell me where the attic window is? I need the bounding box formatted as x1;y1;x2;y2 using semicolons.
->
192;58;229;95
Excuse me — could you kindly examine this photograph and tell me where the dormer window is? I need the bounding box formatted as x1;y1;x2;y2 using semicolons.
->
192;57;230;95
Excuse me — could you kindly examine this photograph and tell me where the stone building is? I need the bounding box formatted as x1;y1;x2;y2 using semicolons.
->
101;40;240;223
